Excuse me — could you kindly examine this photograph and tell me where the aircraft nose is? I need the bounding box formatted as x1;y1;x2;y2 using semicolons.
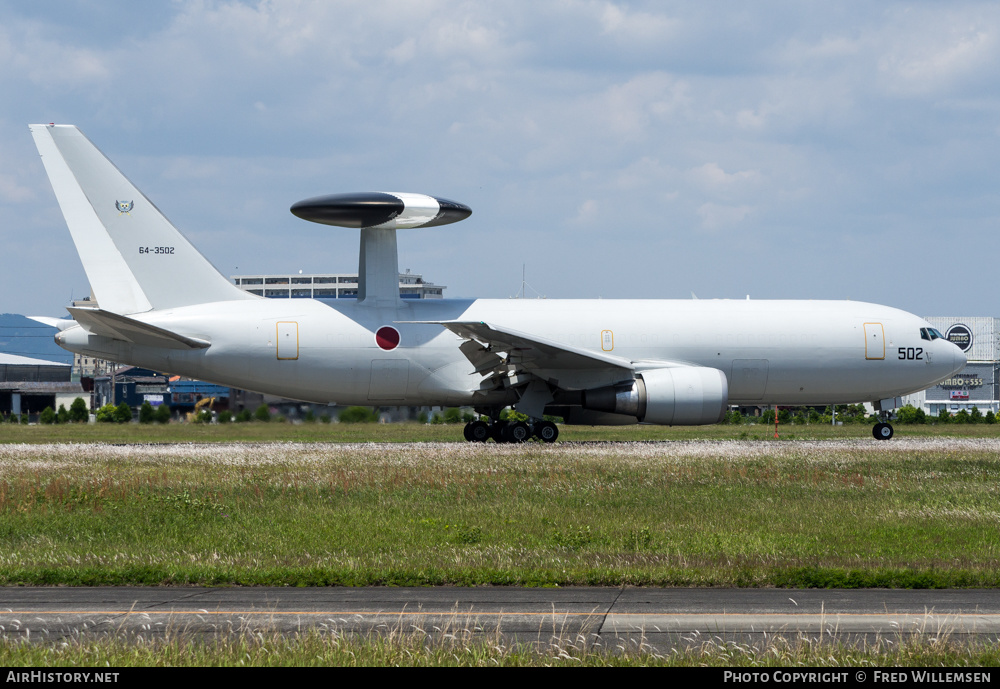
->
952;344;967;374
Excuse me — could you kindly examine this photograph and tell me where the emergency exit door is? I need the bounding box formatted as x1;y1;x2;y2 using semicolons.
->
864;322;884;360
276;321;299;360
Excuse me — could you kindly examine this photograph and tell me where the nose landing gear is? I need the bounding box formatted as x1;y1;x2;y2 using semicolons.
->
872;421;894;440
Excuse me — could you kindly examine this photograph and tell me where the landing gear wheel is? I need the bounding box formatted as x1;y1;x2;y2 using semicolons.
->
463;422;474;441
534;420;559;443
467;420;491;443
491;423;506;443
873;422;894;440
504;421;531;443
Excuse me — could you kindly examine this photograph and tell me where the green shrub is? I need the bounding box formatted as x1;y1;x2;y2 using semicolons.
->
56;404;69;424
896;405;926;425
339;406;378;423
500;409;529;423
217;410;233;424
113;402;133;423
155;404;171;424
138;401;155;424
69;397;89;423
254;405;272;423
39;407;56;425
95;404;116;423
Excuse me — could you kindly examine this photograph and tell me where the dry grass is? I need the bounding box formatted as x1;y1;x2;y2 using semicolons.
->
0;615;997;666
0;438;996;586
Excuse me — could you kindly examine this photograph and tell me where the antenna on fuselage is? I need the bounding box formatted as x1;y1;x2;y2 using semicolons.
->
513;264;544;299
289;192;472;308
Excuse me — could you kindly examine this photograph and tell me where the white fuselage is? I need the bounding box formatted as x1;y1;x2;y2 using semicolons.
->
56;297;966;410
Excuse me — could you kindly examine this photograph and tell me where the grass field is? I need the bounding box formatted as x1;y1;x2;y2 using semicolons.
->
2;627;998;667
1;418;998;444
0;431;998;588
2;424;999;665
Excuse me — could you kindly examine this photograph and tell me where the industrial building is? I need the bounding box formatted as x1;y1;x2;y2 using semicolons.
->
93;366;231;416
0;352;84;418
231;270;444;299
903;317;1000;417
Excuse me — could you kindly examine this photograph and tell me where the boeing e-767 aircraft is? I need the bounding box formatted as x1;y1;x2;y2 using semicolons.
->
28;124;965;442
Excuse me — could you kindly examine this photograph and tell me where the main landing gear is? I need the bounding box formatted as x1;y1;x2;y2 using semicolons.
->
462;419;559;443
872;422;894;440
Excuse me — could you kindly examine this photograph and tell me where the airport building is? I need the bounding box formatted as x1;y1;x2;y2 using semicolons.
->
93;366;230;415
0;352;84;418
904;317;1000;416
230;270;445;300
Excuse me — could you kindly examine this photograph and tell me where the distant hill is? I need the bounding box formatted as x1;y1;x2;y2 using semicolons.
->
0;313;74;364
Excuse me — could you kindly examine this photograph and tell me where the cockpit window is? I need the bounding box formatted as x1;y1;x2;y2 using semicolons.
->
920;327;944;341
920;328;930;341
929;328;944;340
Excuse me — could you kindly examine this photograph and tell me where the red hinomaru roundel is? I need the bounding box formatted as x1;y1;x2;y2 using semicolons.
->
375;326;400;351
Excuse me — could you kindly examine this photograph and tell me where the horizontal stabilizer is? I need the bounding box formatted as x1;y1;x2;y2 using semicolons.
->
67;307;210;350
27;316;77;332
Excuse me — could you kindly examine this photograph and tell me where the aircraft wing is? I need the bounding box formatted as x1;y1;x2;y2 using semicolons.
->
67;307;211;350
409;320;635;373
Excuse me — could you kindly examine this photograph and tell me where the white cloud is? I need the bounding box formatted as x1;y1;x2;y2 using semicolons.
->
0;25;109;88
697;203;753;232
595;72;691;138
598;2;679;42
2;1;1000;315
572;198;599;225
0;174;33;203
689;163;761;190
879;21;996;96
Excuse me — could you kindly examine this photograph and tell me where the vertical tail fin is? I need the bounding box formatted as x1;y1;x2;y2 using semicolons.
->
30;124;255;314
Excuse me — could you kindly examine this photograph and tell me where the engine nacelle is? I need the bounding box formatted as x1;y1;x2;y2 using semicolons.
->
581;366;729;426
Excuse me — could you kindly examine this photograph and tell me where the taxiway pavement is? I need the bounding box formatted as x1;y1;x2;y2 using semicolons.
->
1;587;998;650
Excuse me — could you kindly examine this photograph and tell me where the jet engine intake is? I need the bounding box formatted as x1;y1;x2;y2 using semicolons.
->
581;366;729;425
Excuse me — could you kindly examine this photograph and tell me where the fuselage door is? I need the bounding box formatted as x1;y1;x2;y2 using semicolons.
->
864;322;885;360
369;359;409;400
277;321;299;360
601;330;614;352
730;359;768;400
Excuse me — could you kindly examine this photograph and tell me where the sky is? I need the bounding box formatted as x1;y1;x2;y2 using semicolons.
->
1;0;998;317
